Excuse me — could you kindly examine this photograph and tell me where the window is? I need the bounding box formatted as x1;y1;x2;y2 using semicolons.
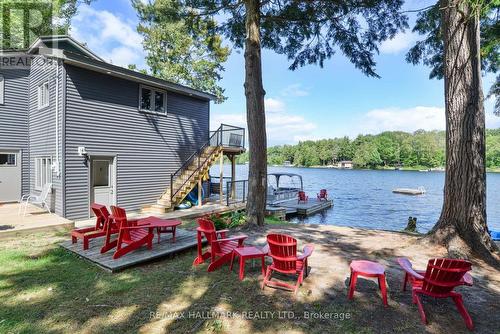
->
0;75;4;105
35;157;52;190
37;81;49;109
0;153;15;166
139;85;166;114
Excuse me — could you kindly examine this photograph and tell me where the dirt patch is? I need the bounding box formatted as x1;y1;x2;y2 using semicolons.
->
0;225;498;334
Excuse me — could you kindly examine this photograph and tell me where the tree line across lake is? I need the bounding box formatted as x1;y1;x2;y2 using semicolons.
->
236;129;500;169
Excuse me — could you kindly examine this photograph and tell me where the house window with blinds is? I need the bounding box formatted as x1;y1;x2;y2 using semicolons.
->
37;81;49;109
35;157;52;190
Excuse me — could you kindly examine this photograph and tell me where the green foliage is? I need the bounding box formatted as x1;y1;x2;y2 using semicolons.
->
207;210;247;229
486;128;500;167
406;1;500;113
353;141;382;168
0;0;93;49
237;129;500;169
177;0;408;78
132;0;230;102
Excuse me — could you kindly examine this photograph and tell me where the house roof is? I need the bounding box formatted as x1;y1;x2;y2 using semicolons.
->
28;35;104;62
30;35;216;101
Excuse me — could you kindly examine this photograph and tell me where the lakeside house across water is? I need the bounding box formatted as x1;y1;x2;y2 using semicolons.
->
337;160;354;169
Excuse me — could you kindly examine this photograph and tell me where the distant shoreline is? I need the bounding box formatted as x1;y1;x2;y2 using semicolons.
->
237;163;500;173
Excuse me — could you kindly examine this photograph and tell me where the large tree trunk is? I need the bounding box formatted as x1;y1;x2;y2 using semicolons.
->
244;0;267;226
431;0;497;258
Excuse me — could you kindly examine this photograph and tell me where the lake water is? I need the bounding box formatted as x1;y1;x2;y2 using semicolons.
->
211;165;500;232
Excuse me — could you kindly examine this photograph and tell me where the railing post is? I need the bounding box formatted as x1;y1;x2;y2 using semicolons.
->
243;181;246;203
170;174;173;202
226;181;230;206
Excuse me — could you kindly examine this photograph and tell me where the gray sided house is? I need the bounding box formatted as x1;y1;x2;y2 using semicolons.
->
0;35;222;220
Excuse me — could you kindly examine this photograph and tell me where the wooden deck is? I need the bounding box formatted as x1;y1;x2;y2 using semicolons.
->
269;199;333;216
60;228;200;272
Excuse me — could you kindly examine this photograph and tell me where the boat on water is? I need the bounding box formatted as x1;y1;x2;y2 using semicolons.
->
266;173;333;216
392;186;426;195
267;173;303;205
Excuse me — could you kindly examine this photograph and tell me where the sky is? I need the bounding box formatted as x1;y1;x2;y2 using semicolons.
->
69;0;500;146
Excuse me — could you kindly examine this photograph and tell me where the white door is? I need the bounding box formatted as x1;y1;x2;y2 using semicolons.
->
0;150;21;202
91;157;115;208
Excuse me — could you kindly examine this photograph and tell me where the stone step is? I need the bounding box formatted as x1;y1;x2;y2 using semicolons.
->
157;199;171;206
142;204;169;214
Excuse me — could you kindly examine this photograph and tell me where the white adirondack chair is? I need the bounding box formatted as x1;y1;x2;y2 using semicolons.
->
18;183;53;216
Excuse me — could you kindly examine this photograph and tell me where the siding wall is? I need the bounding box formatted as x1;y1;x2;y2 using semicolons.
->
28;57;64;214
0;69;30;197
64;64;209;220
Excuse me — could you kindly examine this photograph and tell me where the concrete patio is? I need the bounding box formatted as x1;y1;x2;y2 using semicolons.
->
0;203;74;239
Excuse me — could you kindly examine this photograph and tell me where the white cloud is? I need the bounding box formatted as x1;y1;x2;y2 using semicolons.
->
265;98;285;113
70;5;145;68
347;105;500;138
486;111;500;129
379;31;418;54
211;99;317;145
281;83;310;97
353;106;445;135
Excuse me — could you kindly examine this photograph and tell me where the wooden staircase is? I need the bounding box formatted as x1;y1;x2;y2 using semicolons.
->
143;145;224;214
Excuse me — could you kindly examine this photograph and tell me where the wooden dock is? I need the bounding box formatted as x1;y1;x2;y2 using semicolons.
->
60;228;200;272
268;199;333;216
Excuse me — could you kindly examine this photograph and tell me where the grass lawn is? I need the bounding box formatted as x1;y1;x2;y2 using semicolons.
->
0;223;498;334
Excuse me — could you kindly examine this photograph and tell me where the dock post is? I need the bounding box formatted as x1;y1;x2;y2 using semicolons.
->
230;154;236;200
198;178;202;207
219;151;224;204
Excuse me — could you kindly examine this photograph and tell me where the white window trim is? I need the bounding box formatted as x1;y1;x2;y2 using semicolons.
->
35;156;52;190
0;152;16;167
0;75;4;105
37;81;49;110
139;85;167;115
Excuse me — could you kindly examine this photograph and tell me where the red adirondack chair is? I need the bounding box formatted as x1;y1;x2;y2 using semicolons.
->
71;203;118;250
262;234;314;294
397;257;474;330
100;206;154;259
317;189;328;201
193;218;247;272
297;191;308;204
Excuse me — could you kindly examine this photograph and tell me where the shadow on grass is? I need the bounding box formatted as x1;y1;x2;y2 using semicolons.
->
0;226;498;334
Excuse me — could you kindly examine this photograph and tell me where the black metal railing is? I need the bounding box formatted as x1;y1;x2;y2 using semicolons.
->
209;124;245;148
226;180;248;205
209;176;232;194
169;124;245;203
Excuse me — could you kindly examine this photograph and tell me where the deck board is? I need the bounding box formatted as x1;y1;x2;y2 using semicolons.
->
273;199;333;216
60;229;200;272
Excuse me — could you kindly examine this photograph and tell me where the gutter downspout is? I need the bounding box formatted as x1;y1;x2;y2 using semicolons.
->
53;60;61;177
61;62;67;217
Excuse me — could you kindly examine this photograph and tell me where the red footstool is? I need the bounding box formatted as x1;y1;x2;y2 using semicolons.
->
229;246;266;280
348;260;388;306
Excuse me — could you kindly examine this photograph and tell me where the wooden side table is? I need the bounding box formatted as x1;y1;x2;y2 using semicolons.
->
348;260;388;307
229;246;266;280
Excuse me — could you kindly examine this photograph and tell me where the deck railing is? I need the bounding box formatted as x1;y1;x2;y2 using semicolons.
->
226;180;248;206
169;124;245;203
209;124;245;148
